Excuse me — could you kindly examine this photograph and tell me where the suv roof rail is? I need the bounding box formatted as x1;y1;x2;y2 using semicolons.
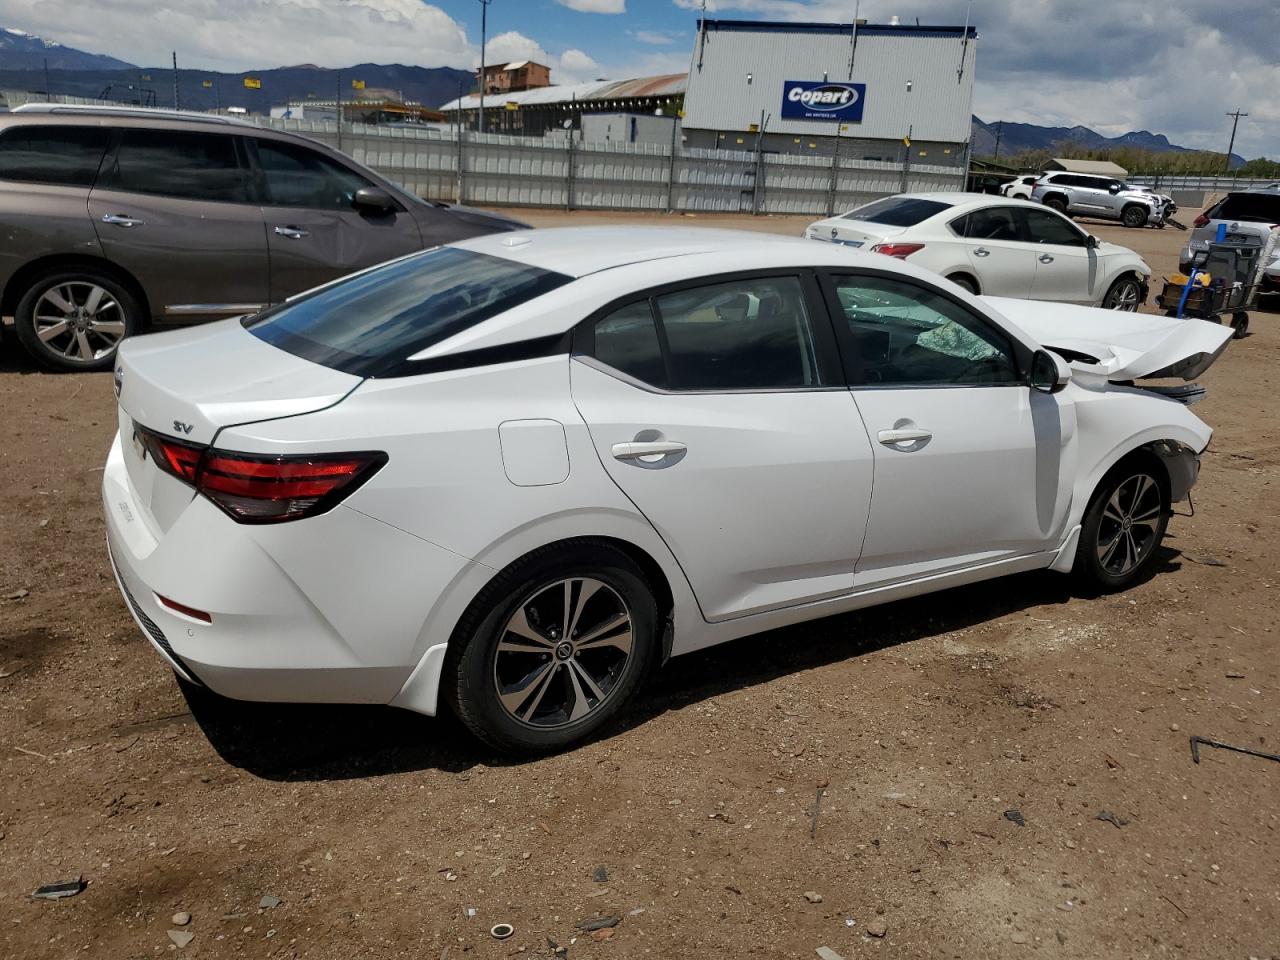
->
11;103;253;126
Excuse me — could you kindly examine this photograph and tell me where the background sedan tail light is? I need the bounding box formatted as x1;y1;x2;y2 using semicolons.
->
870;242;925;259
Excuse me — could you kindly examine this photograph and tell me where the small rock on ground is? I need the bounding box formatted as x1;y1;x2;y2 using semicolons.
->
167;930;194;948
171;912;191;926
803;891;823;903
867;918;888;938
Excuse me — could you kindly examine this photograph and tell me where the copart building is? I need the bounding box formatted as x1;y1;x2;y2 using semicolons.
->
681;19;977;167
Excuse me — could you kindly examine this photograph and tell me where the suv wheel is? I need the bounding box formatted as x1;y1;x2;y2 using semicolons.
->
1121;205;1148;228
446;542;658;754
1102;275;1143;311
1043;195;1068;214
14;268;141;372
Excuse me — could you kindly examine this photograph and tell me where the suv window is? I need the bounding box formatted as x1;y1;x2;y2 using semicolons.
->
1215;192;1280;223
1045;174;1075;187
955;206;1021;241
829;275;1020;387
0;125;110;186
254;139;375;210
842;196;952;227
246;247;571;377
1019;208;1085;246
100;129;250;203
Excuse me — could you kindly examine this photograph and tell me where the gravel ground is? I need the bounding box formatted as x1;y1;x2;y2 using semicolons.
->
1;207;1277;960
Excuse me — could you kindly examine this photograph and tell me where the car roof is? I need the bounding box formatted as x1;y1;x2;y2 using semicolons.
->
451;226;827;278
10;102;253;128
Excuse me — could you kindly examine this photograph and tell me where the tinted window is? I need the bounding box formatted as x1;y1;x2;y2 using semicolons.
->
958;206;1021;241
842;196;951;227
593;301;668;388
653;277;821;390
830;275;1019;386
1019;208;1085;246
0;125;110;186
1216;192;1280;223
246;247;570;377
255;139;374;210
101;129;249;202
1047;174;1075;187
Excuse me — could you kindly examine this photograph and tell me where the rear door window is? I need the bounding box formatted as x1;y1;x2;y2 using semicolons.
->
957;207;1022;241
246;246;571;377
1019;208;1086;246
0;125;110;186
842;196;952;226
99;129;251;203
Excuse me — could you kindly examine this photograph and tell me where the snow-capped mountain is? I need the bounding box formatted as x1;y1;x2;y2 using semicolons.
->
0;27;135;71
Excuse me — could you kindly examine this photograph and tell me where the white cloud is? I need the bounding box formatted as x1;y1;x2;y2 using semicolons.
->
0;0;472;71
556;0;626;12
631;29;679;45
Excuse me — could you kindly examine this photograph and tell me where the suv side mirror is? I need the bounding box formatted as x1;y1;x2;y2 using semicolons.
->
1030;349;1071;394
353;186;398;215
1108;183;1121;194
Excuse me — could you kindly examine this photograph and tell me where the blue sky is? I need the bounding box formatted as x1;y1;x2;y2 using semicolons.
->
0;0;1274;157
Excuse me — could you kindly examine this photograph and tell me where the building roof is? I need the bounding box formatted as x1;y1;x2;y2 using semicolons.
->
698;18;977;39
440;73;686;111
1048;158;1129;177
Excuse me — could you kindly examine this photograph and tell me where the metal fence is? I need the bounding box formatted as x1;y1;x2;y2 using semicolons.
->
1130;174;1277;192
263;117;964;217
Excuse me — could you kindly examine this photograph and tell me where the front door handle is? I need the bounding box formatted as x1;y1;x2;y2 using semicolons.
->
101;213;144;228
274;226;311;239
1039;253;1055;264
877;427;932;446
612;440;686;461
973;246;991;257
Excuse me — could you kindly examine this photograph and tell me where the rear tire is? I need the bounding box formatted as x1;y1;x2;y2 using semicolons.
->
947;273;979;295
1074;456;1170;592
445;542;658;754
1231;312;1249;339
14;267;141;372
1043;195;1068;214
1121;205;1148;228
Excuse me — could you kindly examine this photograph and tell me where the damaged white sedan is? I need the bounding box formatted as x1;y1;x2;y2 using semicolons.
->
104;228;1232;753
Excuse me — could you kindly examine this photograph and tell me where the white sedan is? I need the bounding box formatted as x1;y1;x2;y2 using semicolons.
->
805;193;1152;310
105;228;1229;753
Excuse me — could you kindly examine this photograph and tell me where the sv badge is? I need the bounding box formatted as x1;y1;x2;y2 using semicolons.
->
173;420;194;435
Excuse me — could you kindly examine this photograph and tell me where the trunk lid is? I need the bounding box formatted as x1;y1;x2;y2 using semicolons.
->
115;318;362;535
981;297;1233;381
810;220;903;248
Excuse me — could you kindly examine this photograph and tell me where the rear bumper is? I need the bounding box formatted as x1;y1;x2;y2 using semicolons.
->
102;431;479;711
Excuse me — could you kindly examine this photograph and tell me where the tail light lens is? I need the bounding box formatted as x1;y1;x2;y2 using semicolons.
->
137;424;386;523
1193;214;1209;228
870;242;925;259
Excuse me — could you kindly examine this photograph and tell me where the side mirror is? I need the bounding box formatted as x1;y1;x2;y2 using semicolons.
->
1030;348;1071;394
1085;234;1099;249
353;186;398;215
1108;183;1121;194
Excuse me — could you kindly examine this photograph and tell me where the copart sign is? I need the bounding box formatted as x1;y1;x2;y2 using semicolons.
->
781;80;866;122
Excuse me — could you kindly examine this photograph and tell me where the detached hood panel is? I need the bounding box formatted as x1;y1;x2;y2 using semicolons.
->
982;297;1233;381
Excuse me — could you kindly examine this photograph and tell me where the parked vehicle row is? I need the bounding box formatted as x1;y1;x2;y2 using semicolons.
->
0;104;524;371
1180;187;1280;277
805;193;1151;309
104;227;1230;752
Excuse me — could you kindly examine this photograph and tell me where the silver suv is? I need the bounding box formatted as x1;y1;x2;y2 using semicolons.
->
1180;187;1280;276
1030;172;1167;228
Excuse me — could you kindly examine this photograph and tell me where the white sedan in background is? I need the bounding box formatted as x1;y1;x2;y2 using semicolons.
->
806;193;1152;310
106;228;1228;753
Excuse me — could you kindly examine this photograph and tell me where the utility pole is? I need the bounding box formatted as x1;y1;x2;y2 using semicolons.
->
477;0;492;134
992;120;1003;161
1224;109;1247;175
336;69;343;150
172;52;180;109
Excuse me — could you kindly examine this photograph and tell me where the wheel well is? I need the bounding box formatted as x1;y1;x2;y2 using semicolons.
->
1042;192;1068;206
1110;444;1173;497
2;254;151;322
945;271;980;294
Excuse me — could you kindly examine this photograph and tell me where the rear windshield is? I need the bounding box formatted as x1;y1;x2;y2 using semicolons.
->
842;196;951;226
246;247;571;377
1215;192;1280;223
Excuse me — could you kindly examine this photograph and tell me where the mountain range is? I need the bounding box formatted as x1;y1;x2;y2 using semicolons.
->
0;27;1243;164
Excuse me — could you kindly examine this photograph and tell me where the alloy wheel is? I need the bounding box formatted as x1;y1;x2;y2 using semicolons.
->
1106;279;1141;311
32;281;127;364
492;577;634;729
1095;473;1162;576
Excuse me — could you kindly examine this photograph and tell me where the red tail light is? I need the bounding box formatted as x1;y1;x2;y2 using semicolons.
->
137;424;386;523
870;242;925;259
1193;214;1209;228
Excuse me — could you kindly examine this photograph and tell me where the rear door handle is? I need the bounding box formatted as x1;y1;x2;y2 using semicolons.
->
101;213;144;228
611;440;686;461
877;427;932;446
1039;253;1055;264
973;246;990;257
274;226;311;239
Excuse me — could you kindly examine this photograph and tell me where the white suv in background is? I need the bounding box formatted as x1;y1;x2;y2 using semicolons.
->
805;193;1151;309
1030;172;1169;228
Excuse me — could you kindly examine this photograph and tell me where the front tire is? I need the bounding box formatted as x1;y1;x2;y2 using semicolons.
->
14;268;141;372
445;543;658;754
1102;275;1143;311
1121;205;1148;228
1074;457;1170;591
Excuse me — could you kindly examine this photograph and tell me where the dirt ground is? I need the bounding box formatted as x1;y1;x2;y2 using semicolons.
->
1;206;1277;960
